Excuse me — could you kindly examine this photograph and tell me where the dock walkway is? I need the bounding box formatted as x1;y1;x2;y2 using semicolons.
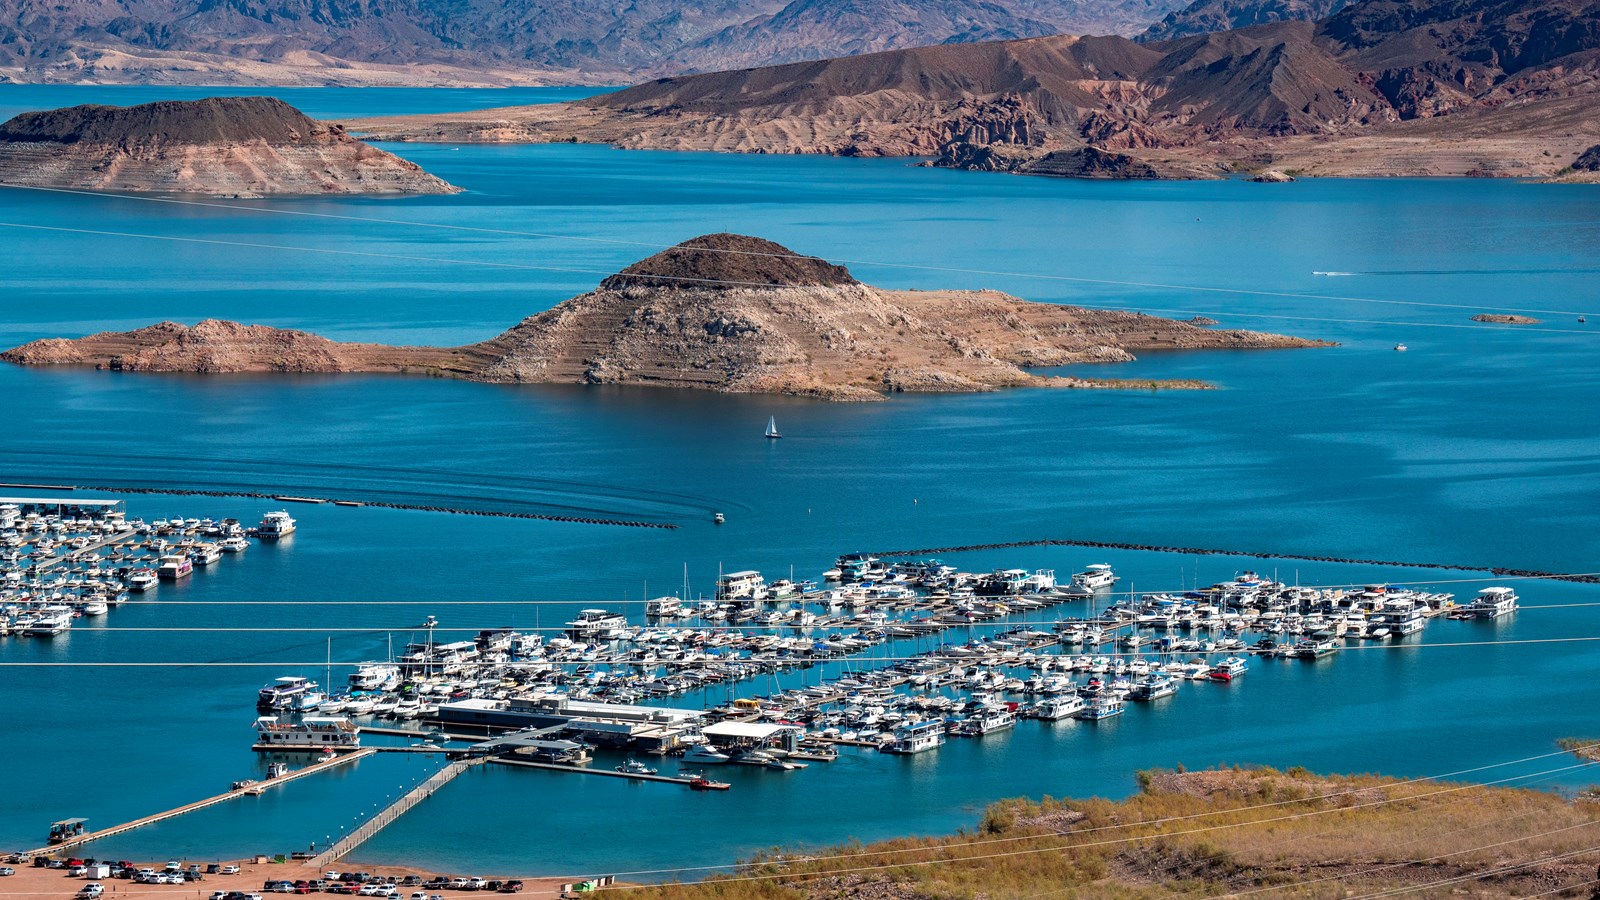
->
32;749;374;854
310;757;486;868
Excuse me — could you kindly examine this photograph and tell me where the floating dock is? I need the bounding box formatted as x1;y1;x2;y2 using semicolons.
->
310;757;485;867
31;749;375;854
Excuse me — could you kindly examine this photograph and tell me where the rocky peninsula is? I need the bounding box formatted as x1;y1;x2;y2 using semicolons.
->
1;234;1329;400
0;97;457;197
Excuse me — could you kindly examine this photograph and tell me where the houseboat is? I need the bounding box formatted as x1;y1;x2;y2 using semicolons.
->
1208;657;1250;682
257;676;318;712
1070;564;1119;592
190;543;223;567
348;662;401;692
257;511;296;538
253;715;361;751
127;568;158;592
956;705;1017;736
882;720;947;754
156;554;193;580
564;609;629;642
715;571;768;602
1027;694;1087;720
1129;673;1180;699
644;596;685;618
1468;587;1519;619
1074;694;1125;721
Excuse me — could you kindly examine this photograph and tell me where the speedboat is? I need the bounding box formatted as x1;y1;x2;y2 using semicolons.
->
616;759;658;776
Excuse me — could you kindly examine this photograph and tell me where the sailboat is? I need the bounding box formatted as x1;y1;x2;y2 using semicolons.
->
765;416;782;439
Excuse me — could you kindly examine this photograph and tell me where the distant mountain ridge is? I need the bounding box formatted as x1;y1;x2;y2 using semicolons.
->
346;0;1600;179
0;0;1192;85
1139;0;1348;43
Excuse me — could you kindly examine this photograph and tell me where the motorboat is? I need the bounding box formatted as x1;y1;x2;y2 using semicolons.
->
219;536;250;553
682;744;732;765
616;759;658;775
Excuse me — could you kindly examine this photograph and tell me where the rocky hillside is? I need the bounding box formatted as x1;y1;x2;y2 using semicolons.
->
346;0;1600;179
0;97;456;196
1139;0;1348;43
2;234;1328;400
0;0;1189;86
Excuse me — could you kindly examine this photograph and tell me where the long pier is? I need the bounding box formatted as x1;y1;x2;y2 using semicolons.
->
490;757;700;785
32;749;375;855
310;757;486;868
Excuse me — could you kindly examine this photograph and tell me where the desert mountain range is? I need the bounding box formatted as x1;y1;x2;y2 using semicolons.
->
0;0;1196;86
345;0;1600;179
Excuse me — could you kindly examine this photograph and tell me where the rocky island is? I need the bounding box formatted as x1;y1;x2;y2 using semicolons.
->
0;97;457;197
2;233;1329;400
1471;314;1542;325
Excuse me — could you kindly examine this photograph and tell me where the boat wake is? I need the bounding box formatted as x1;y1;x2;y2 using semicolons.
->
0;448;746;527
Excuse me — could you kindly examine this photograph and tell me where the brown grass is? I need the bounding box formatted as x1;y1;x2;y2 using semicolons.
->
615;766;1600;900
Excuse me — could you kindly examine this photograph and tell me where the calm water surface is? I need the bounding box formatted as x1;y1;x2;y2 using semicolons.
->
1;85;1599;876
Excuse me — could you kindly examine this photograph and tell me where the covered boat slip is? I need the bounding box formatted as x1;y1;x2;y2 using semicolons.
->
701;721;804;753
0;496;124;517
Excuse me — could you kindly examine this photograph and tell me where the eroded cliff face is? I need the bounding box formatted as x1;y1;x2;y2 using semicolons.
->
2;234;1331;400
0;97;458;196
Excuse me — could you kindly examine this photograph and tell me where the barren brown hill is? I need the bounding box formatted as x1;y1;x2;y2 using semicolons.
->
343;0;1600;179
1;233;1329;401
0;96;457;196
612;765;1600;900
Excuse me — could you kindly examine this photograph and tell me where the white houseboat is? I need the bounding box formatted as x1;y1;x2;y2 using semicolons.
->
253;716;361;751
257;511;297;538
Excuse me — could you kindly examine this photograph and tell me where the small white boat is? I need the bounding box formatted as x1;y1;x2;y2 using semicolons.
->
764;416;782;440
1394;343;1408;352
219;536;249;553
682;744;731;765
616;759;658;775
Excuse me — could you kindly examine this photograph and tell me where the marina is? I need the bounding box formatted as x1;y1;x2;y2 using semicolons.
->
2;118;1598;878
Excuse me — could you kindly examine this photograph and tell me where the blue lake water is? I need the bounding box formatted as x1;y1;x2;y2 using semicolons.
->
2;85;1600;877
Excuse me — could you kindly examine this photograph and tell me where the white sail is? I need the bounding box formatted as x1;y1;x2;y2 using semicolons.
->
765;416;781;438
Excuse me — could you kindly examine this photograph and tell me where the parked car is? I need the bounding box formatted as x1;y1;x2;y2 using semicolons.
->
499;882;523;894
0;868;15;877
78;883;104;897
221;866;241;876
165;861;184;873
467;878;488;891
211;891;230;900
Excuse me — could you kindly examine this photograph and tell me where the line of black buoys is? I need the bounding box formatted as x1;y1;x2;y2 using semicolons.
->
860;538;1599;584
69;484;678;530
